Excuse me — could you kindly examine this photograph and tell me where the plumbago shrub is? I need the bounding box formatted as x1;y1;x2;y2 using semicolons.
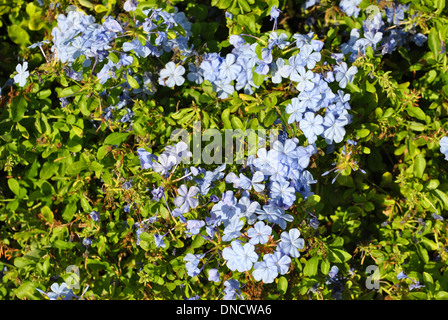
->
1;0;448;301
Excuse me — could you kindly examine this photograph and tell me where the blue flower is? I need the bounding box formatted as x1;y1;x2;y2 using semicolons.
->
296;145;316;169
340;0;362;18
247;221;272;245
432;212;444;221
298;44;321;70
291;66;315;91
323;112;350;144
222;240;258;272
413;33;427;47
28;40;50;49
184;253;205;277
154;233;166;248
286;97;306;124
328;265;339;280
265;251;291;275
409;281;425;291
185;219;205;237
223;279;244;300
222;217;245;242
269;180;296;208
298;88;322;112
252;260;278;283
237;196;260;224
270;6;282;30
151;186;164;201
122;39;151;58
123;0;138;12
278;228;305;258
152;153;177;177
174;184;199;213
159;62;185;87
82;237;92;247
37;283;74;300
89;210;100;221
334;62;357;89
164;141;192;163
364;31;383;49
187;63;204;84
299;112;324;144
137;148;157;169
212;80;235;99
211;191;241;226
385;3;408;25
122;180;132;190
219;53;241;83
256;204;293;230
14;62;30;87
208;268;221;283
238;171;265;192
270;6;282;21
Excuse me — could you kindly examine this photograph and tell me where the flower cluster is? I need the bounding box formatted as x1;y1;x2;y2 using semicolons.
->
136;133;317;291
28;5;193;126
36;282;89;300
340;2;427;61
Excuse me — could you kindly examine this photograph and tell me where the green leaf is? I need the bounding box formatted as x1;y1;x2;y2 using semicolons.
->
277;276;288;295
221;108;232;130
62;202;77;222
434;0;445;13
8;178;20;196
140;232;153;242
65;161;88;175
408;121;426;131
238;0;251;12
320;259;331;275
7;25;31;46
127;73;140;89
14;281;37;300
10;96;28;122
53;240;75;250
95;4;108;12
14;257;36;269
263;109;277;127
191;234;205;249
303;256;320;277
231;116;245;130
328;248;352;263
414;154;426;179
245;102;266;113
435;291;448;300
428;28;440;58
432;189;448;210
72;55;85;72
407;292;428;300
41;206;54;224
104;132;130;145
58;85;82;98
357;128;370;138
39;162;59;180
252;70;265;87
97;145;110;160
78;0;94;9
406;106;426;121
416;244;429;263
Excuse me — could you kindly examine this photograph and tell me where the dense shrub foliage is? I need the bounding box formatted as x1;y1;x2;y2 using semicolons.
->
1;0;448;300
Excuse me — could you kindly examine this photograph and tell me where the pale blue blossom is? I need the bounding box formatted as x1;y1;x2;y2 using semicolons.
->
14;62;30;87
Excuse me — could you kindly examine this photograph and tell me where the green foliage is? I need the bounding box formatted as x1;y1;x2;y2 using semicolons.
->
1;0;448;301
